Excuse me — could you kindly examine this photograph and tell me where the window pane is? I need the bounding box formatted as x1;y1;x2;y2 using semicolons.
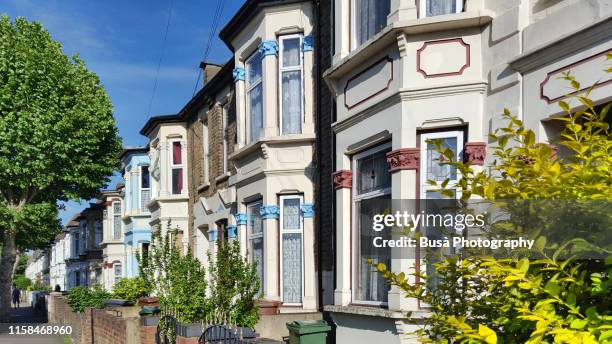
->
141;189;150;212
356;195;391;302
356;0;390;45
247;51;262;86
282;71;302;135
282;38;301;67
113;202;121;214
356;149;391;194
248;204;262;235
427;0;456;17
172;142;182;165
248;84;263;143
172;168;183;194
141;166;150;188
114;215;121;240
252;237;264;295
282;198;301;230
426;137;457;181
282;233;302;303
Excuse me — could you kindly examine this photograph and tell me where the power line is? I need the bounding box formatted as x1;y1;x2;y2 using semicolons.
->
147;0;175;118
192;0;226;95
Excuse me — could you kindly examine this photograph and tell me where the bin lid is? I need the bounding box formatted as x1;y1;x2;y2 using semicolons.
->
286;320;331;335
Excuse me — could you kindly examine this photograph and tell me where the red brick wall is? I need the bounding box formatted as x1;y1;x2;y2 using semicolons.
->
91;309;127;344
140;325;157;344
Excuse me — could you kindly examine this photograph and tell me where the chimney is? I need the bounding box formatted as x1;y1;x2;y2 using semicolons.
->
199;62;223;86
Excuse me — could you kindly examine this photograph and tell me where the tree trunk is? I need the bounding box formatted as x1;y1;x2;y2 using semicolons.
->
0;232;17;322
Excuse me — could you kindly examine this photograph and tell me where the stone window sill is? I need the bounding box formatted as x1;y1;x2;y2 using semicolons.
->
215;172;231;184
197;182;210;192
324;304;430;319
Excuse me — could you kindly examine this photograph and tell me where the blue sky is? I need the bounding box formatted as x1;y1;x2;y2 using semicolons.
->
0;0;245;224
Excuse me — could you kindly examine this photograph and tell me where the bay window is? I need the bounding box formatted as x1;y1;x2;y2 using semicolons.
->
114;263;122;284
140;165;150;212
171;141;183;194
73;232;80;257
246;51;263;144
280;195;303;304
94;220;102;247
353;143;392;304
113;202;121;240
419;0;463;18
353;0;390;48
279;35;303;135
247;201;264;295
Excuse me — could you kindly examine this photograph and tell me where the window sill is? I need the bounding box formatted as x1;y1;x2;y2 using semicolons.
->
215;172;230;184
324;10;494;82
197;182;210;192
324;304;430;319
230;132;316;161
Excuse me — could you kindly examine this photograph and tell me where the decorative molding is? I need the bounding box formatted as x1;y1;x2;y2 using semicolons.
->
464;142;486;165
234;213;247;226
259;205;280;219
300;203;314;218
302;35;313;52
258;40;278;57
232;68;245;82
227;226;237;239
333;170;353;189
386;148;420;172
344;56;393;110
417;38;470;78
539;49;612;103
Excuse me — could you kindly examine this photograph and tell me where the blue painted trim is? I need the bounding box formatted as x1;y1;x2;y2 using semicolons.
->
258;40;278;57
260;205;280;219
227;226;237;238
208;230;217;241
235;213;247;226
301;203;314;218
233;68;245;82
302;35;313;52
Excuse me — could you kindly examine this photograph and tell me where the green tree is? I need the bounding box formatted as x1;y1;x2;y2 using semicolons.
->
376;72;612;343
112;277;151;302
0;16;121;321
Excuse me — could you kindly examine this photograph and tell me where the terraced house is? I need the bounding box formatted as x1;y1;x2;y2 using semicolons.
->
320;0;612;343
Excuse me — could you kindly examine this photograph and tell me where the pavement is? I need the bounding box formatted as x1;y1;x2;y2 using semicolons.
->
0;302;66;343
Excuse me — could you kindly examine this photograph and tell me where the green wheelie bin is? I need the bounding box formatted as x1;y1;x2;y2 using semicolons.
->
286;320;331;344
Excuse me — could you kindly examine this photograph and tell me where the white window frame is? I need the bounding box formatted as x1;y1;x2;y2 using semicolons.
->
222;103;229;174
351;142;392;306
350;0;391;50
203;119;210;183
278;34;304;135
140;165;151;213
245;51;263;144
113;202;122;240
419;0;463;18
114;262;122;284
169;139;184;195
279;194;304;305
246;201;264;295
419;130;464;200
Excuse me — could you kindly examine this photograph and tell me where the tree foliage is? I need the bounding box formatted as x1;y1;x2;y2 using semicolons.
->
112;277;151;302
66;285;111;313
377;72;612;343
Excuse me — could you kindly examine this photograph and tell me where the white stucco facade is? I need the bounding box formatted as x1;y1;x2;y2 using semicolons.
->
324;1;612;343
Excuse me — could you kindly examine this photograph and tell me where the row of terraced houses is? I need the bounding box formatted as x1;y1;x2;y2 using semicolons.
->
28;0;611;342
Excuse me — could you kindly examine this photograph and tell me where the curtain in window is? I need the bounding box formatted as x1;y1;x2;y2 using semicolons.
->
249;84;263;143
282;198;301;229
356;150;391;194
141;189;150;212
427;0;456;17
282;71;302;135
282;233;302;303
426;137;457;181
172;142;182;164
172;168;183;194
357;0;390;45
357;195;391;302
252;238;264;295
282;38;300;66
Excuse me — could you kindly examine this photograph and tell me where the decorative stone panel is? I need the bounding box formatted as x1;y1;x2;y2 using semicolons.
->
344;57;393;109
464;142;486;165
232;68;245;82
417;38;470;78
332;170;352;189
260;205;280;219
259;40;278;57
386;148;420;172
234;213;247;226
303;35;313;52
300;203;314;218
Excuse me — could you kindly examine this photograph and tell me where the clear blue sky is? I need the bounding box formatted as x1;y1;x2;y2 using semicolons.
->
0;0;245;224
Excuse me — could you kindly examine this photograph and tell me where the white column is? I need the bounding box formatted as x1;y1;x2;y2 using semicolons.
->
333;170;352;306
388;0;418;22
234;66;247;149
302;39;315;135
334;0;351;62
261;45;279;138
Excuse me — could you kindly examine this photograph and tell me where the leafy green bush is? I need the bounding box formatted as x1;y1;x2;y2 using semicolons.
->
112;277;150;301
29;280;51;292
208;240;260;327
66;285;110;313
13;276;31;290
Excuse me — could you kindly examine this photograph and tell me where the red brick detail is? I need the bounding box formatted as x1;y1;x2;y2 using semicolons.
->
177;336;200;344
332;170;352;189
386;148;420;172
464;142;486;165
141;326;157;344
